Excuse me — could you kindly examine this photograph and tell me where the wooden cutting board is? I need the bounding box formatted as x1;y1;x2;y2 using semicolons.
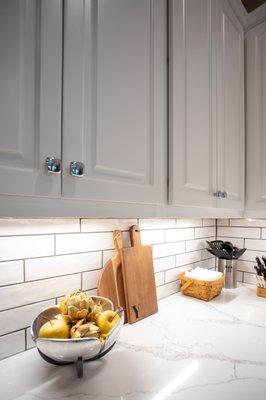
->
97;230;127;322
120;225;158;324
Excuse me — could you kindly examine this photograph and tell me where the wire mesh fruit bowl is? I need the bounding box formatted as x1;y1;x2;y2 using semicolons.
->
31;296;124;377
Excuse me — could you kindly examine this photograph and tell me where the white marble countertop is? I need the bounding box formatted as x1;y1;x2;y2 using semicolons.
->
1;284;266;400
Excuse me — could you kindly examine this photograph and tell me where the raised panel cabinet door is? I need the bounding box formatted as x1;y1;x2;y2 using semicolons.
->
169;0;216;208
246;21;266;213
216;0;244;210
0;0;62;198
62;0;167;204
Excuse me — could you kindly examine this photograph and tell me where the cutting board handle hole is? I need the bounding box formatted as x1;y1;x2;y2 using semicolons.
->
132;305;139;319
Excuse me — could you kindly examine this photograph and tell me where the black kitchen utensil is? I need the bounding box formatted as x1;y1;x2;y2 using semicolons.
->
206;240;224;250
233;248;246;259
210;248;232;260
224;241;234;250
262;256;266;267
206;248;220;258
222;242;234;258
206;240;246;260
256;256;264;271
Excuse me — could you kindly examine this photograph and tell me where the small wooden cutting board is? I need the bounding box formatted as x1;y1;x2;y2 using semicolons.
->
120;225;158;324
97;230;127;321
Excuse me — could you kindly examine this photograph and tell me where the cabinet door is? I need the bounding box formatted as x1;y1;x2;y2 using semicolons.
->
62;0;166;204
246;21;266;214
169;0;216;208
216;0;244;210
0;0;62;198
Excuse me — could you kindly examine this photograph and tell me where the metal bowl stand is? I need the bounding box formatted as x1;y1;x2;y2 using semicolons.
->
38;341;116;378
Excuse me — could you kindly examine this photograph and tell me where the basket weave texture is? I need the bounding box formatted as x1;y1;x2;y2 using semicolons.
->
256;287;266;298
179;270;224;301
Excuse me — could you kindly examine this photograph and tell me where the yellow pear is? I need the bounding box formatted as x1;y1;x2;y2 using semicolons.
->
38;316;70;339
96;310;120;335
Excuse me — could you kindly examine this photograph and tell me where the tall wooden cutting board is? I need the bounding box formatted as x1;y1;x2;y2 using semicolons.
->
120;225;158;324
97;230;127;321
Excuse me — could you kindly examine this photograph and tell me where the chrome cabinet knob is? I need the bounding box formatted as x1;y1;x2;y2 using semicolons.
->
214;190;222;197
45;157;61;174
221;191;228;198
70;161;85;177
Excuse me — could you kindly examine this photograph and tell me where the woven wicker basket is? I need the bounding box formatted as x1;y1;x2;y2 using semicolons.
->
256;287;266;298
179;270;224;301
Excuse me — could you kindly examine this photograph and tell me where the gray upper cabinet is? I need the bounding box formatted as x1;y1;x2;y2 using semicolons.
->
0;0;247;217
169;0;216;208
62;0;167;204
0;0;62;198
169;0;244;211
246;20;266;216
216;0;244;210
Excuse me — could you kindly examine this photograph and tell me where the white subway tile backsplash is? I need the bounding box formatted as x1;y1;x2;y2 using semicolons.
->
0;331;25;359
165;265;193;283
156;281;180;300
195;227;216;239
102;249;116;265
261;229;266;239
176;251;202;267
0;299;56;336
82;270;100;291
0;218;80;235
0;274;81;311
217;219;230;226
237;260;255;273
194;258;216;269
176;219;202;228
243;272;257;285
0;235;54;261
155;272;165;286
139;219;176;230
237;271;243;282
217;227;260;239
239;250;263;262
153;242;186;258
140;230;165;245
26;327;35;350
81;219;137;232
202;219;216;226
245;239;266;251
165;228;194;243
201;249;215;260
25;252;102;281
56;232;114;254
0;261;23;286
186;238;209;252
153;256;176;273
231;219;266;227
85;288;97;296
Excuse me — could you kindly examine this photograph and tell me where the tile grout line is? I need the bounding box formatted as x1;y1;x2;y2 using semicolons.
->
24;328;27;351
23;260;26;282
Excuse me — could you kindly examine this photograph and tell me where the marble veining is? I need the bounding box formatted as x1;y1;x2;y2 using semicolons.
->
1;284;266;400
